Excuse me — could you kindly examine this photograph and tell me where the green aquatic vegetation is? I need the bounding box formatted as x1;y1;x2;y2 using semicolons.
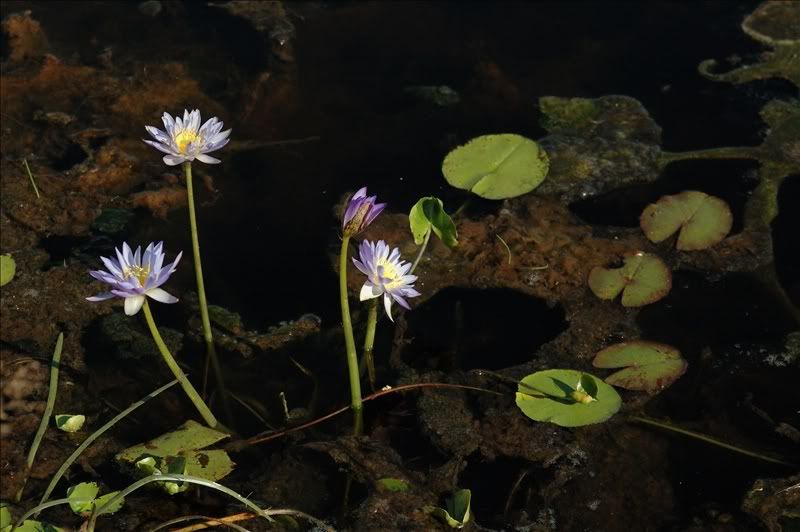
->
588;252;672;307
515;370;621;427
377;478;410;492
115;420;234;484
22;158;40;200
65;482;123;518
408;196;458;273
593;341;688;394
424;489;471;529
54;415;85;433
442;134;549;199
0;254;15;287
640;191;732;250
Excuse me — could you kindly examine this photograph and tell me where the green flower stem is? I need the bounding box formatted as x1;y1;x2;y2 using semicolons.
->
361;299;378;392
409;227;431;274
339;235;363;435
183;162;232;423
142;299;219;428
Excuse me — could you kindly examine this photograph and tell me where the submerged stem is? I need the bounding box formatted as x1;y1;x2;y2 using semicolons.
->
142;299;219;428
183;162;231;423
361;299;378;392
409;227;431;274
339;235;364;435
629;415;796;467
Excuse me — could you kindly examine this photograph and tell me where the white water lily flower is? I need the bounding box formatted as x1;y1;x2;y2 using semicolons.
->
352;240;421;321
144;109;231;166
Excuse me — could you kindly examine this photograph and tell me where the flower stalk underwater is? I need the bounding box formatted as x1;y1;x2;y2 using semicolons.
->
339;235;364;435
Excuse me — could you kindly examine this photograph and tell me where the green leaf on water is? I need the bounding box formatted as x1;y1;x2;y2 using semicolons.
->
409;197;458;248
10;521;64;532
588;252;671;307
515;370;621;427
0;254;16;287
55;414;85;432
1;504;11;530
640;190;733;250
442;134;549;199
424;489;471;528
377;478;411;492
116;420;234;483
593;341;688;394
66;482;99;515
91;490;124;516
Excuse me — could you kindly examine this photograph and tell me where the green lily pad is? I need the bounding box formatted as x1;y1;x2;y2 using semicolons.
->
116;420;234;483
0;505;11;530
377;478;411;492
55;414;85;432
593;341;688;394
424;489;471;528
409;197;458;248
0;254;15;287
588;252;671;307
442;134;549;199
640;191;733;250
515;370;621;427
66;482;124;517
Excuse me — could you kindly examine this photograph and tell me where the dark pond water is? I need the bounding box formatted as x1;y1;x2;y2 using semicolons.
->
3;0;799;530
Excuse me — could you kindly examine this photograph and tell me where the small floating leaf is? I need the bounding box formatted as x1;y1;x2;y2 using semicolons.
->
593;341;688;394
442;134;549;199
588;252;671;307
1;504;11;529
377;478;411;492
640;191;732;250
424;489;471;528
516;370;621;427
66;482;99;515
409;197;458;247
55;414;85;432
116;420;234;483
0;254;15;287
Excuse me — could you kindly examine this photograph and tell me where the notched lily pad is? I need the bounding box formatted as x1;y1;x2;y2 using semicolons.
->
66;482;124;517
424;488;471;528
640;191;732;250
442;134;549;199
515;369;621;427
409;196;458;247
588;252;671;307
593;341;688;393
116;420;234;482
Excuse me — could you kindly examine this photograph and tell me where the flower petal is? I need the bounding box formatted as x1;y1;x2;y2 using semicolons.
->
124;295;146;316
383;294;394;322
86;292;115;302
163;154;186;166
360;282;382;301
195;153;221;164
147;287;178;304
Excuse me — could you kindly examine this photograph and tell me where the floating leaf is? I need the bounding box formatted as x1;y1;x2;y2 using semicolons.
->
640;191;732;250
91;491;124;516
516;370;621;427
593;341;688;393
424;489;471;528
66;482;99;514
55;414;85;432
442;134;549;199
0;254;15;287
588;252;671;307
409;197;458;248
0;504;11;530
9;521;64;532
377;478;411;492
116;420;234;483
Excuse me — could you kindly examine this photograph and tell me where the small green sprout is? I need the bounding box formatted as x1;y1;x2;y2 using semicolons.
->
54;415;85;433
66;482;124;517
0;254;15;287
424;489;471;528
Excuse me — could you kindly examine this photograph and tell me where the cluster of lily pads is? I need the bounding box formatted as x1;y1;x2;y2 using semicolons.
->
0;114;755;530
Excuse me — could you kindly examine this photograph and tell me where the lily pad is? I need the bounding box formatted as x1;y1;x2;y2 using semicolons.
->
409;196;458;248
515;370;621;427
588;252;671;307
0;254;15;287
593;341;688;393
442;134;549;199
640;191;733;250
116;420;234;483
55;414;85;432
424;489;471;529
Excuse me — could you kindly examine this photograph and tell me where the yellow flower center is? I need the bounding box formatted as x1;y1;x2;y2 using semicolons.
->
376;259;402;288
174;130;201;154
123;265;150;285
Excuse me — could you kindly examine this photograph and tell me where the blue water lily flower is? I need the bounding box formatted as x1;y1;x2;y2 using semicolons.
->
87;242;182;316
144;109;231;166
342;187;386;237
352;240;421;321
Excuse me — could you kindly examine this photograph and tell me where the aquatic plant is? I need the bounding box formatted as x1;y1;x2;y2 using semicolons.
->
593;341;687;394
588;251;671;307
338;186;386;433
144;109;232;421
515;370;621;427
65;482;124;518
640;190;732;250
442;133;549;199
0;254;15;286
408;196;458;272
424;488;472;529
86;242;218;428
54;415;85;433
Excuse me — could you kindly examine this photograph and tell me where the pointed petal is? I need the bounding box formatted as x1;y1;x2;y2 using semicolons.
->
163;154;186;166
86;292;115;302
124;295;146;316
383;294;394;322
360;282;382;301
147;287;178;304
195;153;221;164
